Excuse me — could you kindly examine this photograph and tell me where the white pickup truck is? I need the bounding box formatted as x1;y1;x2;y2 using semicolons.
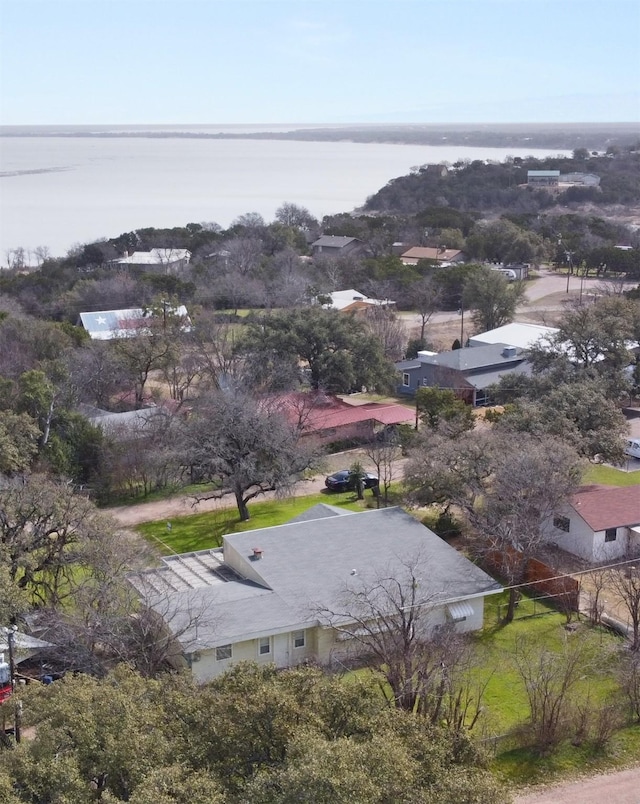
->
624;438;640;459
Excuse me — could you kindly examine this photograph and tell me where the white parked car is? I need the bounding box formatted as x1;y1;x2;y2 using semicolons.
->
490;267;517;281
623;438;640;459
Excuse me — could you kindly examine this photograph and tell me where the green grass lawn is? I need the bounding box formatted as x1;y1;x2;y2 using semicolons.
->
475;593;640;786
475;593;622;735
135;491;370;554
583;463;640;486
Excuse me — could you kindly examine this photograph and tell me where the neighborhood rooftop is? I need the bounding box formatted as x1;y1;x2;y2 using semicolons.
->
311;236;359;248
468;322;558;350
408;343;527;372
78;305;190;340
570;485;640;532
134;506;501;651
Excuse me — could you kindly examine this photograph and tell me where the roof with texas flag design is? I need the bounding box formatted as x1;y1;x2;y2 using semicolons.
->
78;305;190;340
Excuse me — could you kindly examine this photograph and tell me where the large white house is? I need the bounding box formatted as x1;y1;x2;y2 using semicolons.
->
130;505;502;682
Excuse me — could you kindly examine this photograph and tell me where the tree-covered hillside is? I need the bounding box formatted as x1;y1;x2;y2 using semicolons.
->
364;151;640;216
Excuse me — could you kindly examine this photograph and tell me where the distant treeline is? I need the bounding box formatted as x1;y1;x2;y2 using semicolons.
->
2;124;640;151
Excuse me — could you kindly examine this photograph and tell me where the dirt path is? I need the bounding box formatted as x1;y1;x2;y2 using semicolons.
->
514;766;640;803
107;452;408;527
107;475;329;527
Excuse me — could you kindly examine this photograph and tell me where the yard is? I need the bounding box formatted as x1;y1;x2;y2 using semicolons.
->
135;490;368;554
476;594;640;785
583;463;640;486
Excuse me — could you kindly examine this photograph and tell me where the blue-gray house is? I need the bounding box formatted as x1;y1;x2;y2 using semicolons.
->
395;344;531;406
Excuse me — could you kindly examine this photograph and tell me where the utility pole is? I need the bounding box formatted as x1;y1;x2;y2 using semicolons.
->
565;251;574;294
6;626;20;743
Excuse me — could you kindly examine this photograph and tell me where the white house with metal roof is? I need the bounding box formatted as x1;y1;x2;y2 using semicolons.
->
112;249;191;273
130;505;502;682
326;289;395;313
527;170;560;186
468;322;558;350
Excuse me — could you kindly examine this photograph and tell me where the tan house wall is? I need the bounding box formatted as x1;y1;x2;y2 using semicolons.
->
186;598;489;682
190;628;314;682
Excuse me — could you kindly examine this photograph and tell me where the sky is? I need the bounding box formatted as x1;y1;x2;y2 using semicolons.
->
1;0;639;125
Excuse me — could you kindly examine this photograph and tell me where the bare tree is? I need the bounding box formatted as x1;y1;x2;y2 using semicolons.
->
66;340;132;409
364;307;406;362
274;202;318;231
188;311;244;392
222;236;264;277
411;276;442;342
363;431;402;507
111;308;182;408
183;391;321;521
98;411;184;500
4;247;26;271
514;636;587;755
608;560;640;651
317;556;485;727
39;553;217;678
404;430;583;623
620;652;640;722
583;567;609;626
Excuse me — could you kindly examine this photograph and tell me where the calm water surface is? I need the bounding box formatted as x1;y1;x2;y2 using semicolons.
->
0;135;562;259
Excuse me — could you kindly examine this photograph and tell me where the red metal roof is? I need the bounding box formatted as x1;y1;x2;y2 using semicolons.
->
269;393;414;433
570;485;640;531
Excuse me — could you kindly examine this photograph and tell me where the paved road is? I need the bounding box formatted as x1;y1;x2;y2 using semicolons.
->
397;268;637;333
514;766;640;804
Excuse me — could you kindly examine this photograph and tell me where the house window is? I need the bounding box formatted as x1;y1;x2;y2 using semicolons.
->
553;515;570;533
258;636;271;656
216;644;232;661
293;630;305;649
605;527;617;543
402;373;410;387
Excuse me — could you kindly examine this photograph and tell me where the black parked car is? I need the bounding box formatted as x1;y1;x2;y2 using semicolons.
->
325;469;379;492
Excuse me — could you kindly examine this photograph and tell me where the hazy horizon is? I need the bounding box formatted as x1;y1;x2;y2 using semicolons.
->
1;1;638;126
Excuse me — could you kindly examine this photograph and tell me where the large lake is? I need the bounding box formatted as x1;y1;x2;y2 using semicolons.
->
0;134;563;259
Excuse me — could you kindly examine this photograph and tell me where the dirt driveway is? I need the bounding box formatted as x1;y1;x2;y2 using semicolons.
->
108;450;408;527
514;766;640;803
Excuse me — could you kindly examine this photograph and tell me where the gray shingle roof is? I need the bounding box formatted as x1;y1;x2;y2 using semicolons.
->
417;343;526;371
463;361;533;389
140;507;501;649
312;236;359;248
287;503;354;523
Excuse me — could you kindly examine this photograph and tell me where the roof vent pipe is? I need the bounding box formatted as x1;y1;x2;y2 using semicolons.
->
252;548;263;560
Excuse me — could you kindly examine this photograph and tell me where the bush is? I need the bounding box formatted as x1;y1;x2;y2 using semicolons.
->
421;508;462;539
